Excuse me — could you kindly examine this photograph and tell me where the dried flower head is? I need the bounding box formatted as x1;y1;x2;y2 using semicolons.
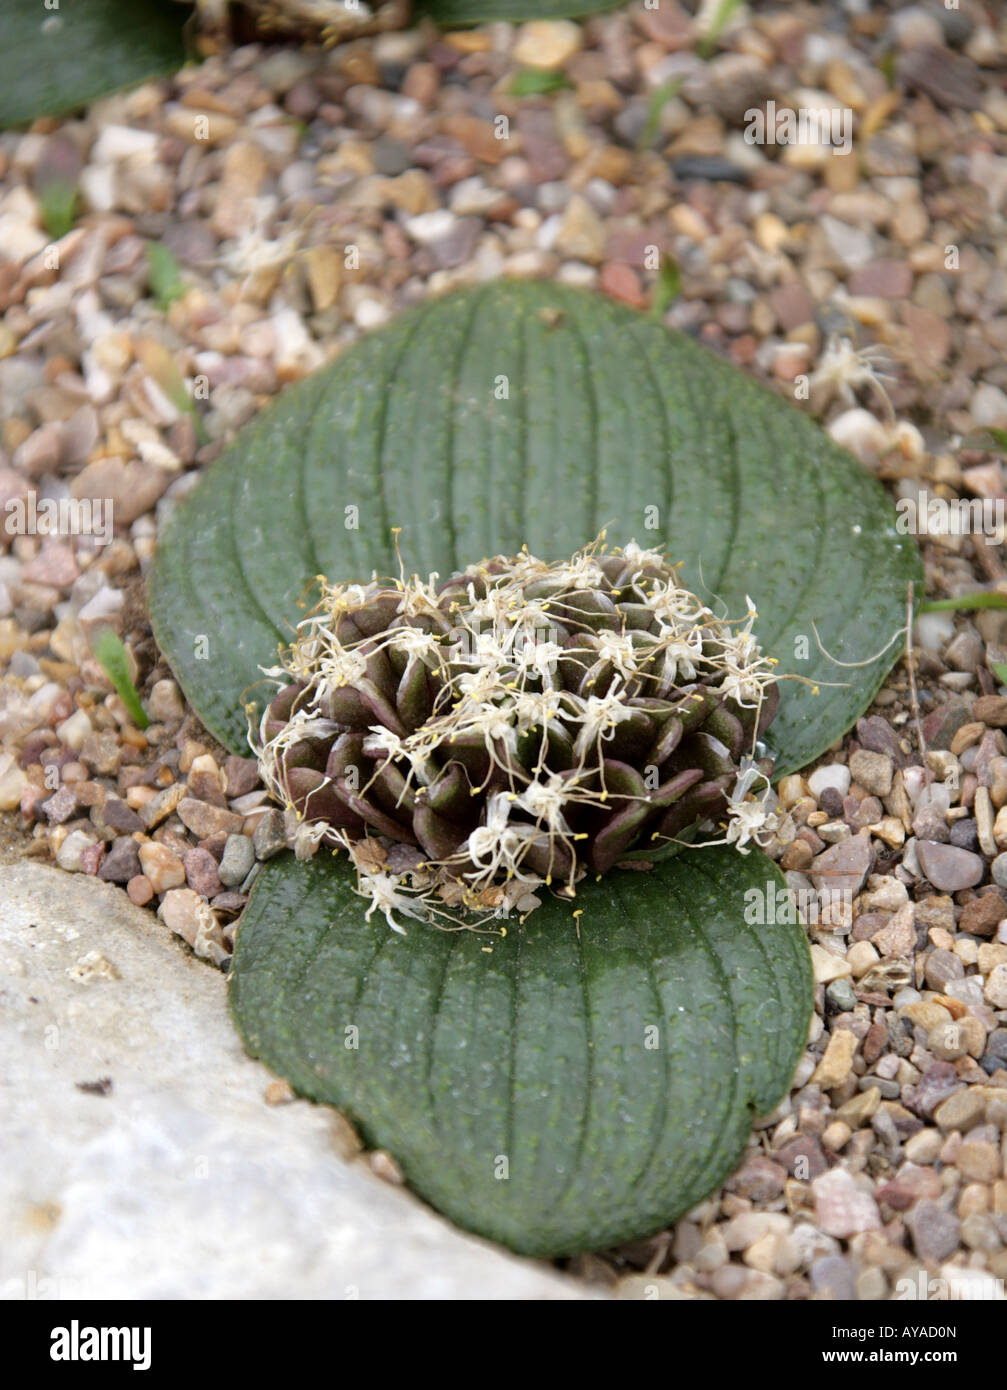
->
808;334;896;418
252;538;780;930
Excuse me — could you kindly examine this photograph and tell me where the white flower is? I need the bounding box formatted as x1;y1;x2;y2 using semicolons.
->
723;761;779;851
548;555;605;590
315;646;369;693
388;625;442;666
808;334;895;412
465;794;538;883
510;689;563;732
512;636;564;685
620;540;667;574
591;629;647;681
356;868;429;934
290;816;327;861
256;535;782;930
569;686;635;761
221;197;300;280
514;774;573;833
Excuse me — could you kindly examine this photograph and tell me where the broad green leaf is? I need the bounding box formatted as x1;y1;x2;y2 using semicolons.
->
230;844;811;1257
0;0;190;130
149;280;922;778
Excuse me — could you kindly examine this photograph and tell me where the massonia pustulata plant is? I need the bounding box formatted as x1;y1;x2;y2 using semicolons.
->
150;279;921;1255
254;538;783;931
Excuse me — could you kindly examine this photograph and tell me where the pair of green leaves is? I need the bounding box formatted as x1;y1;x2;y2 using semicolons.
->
150;281;919;1254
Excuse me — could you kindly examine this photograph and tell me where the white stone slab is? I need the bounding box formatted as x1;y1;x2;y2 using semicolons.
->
0;862;589;1300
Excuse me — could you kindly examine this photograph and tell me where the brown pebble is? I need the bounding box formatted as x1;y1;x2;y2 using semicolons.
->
780;839;814;871
223;754;261;799
934;1089;986;1133
211;891;248;912
599;261;647;308
198;831;229;861
126;874;154;906
443;113;510;165
730;1156;786;1202
951;722;986;756
183;846;223;898
101;798;144;833
862;1020;888;1068
80;841;105;876
186;767;228;808
403;61;439;105
959;888;1007;938
851;910;891;942
73;780;105;808
176;797;244;838
264;1079;295;1106
974;696;1007;728
368;1150;404;1185
956;1140;1002;1184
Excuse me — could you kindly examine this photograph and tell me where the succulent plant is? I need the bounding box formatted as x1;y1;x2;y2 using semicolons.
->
254;539;780;930
153;281;917;1257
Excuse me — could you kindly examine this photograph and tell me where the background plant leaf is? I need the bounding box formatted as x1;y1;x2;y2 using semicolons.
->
91;630;148;730
509;68;574;97
230;844;811;1257
0;0;190;130
146;242;188;312
150;279;922;778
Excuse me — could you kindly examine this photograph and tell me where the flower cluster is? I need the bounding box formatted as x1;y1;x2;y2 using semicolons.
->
253;539;780;930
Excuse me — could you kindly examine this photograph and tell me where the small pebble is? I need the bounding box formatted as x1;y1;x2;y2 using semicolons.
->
253;809;288;861
97;836;142;885
219;833;256;887
916;841;984;892
138;841;186;894
826;979;857;1012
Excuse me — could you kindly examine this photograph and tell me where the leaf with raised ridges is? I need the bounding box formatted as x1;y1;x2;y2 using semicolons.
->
149;280;921;778
230;844;812;1257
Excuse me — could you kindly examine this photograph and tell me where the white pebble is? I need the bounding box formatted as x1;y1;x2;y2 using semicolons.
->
914;611;955;653
56;829;97;873
77;586;123;623
29;682;62;719
404;210;456;245
827;408;890;463
0;753;26;811
79;164;117;215
917;780;951;816
92;125;159;163
56;708;92;751
807;764;851;800
0;212;48;264
354;299;390;330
